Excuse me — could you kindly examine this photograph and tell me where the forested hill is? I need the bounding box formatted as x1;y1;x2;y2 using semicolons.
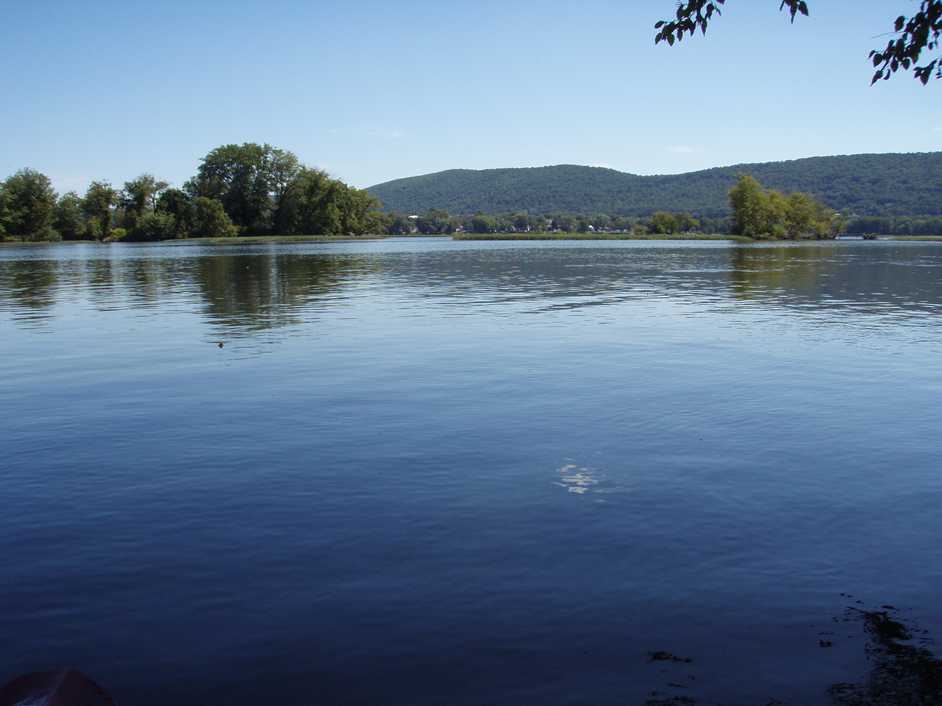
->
367;153;942;217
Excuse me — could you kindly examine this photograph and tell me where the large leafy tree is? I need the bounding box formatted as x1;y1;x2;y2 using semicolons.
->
336;186;382;235
416;209;454;234
156;188;196;238
123;174;168;217
729;174;838;239
274;167;382;235
0;185;9;238
189;143;300;233
2;169;58;241
275;167;335;234
54;192;86;240
82;181;118;239
191;197;237;238
655;1;942;84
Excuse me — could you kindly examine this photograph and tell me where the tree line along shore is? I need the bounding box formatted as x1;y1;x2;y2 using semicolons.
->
1;143;939;244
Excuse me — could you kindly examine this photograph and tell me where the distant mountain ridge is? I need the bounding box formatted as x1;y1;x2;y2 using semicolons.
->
367;153;942;217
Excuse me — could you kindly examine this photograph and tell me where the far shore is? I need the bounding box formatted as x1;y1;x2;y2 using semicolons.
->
451;232;751;242
3;233;942;246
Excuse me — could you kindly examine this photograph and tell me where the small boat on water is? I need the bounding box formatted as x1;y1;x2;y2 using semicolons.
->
0;669;116;706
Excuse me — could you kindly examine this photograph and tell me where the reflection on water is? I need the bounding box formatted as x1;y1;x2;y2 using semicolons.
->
2;238;942;706
729;245;942;317
3;241;942;335
1;258;59;319
0;245;376;333
193;253;376;332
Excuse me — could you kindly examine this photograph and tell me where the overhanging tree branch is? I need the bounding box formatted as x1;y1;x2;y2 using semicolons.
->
654;1;941;85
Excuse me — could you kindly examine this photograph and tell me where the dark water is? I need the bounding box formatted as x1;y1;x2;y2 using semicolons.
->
2;239;940;706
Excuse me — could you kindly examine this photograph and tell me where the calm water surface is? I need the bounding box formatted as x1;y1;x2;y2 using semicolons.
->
2;239;940;705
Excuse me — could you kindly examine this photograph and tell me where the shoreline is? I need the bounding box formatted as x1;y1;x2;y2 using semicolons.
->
451;232;751;242
4;233;942;246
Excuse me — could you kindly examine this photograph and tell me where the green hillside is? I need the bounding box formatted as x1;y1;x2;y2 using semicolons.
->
367;153;942;217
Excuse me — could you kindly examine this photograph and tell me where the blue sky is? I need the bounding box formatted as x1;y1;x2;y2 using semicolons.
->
2;0;939;193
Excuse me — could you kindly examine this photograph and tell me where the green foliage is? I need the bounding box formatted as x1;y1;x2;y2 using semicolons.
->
190;143;300;234
648;211;701;234
274;166;382;235
650;211;679;234
368;154;942;219
122;174;168;227
336;187;382;235
654;1;940;84
128;212;177;242
83;217;103;240
416;209;454;234
2;169;58;241
470;213;498;233
845;216;942;236
54;192;86;240
0;186;8;238
156;188;196;238
729;174;837;239
191;197;237;238
277;167;336;234
453;232;736;241
676;212;700;232
82;181;118;239
387;213;415;235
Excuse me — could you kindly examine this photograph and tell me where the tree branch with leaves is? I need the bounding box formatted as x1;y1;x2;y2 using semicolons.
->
655;1;941;84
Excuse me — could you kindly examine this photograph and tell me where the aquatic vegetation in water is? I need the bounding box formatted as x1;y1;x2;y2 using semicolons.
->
640;602;941;706
829;605;942;706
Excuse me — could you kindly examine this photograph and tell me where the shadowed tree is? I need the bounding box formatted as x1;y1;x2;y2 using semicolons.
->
191;197;237;238
82;181;118;240
0;185;9;238
416;209;453;235
123;174;168;217
189;143;300;234
2;169;58;241
54;192;85;240
156;188;196;238
655;1;941;84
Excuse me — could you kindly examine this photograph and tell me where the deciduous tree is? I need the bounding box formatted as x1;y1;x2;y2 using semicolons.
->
190;143;301;233
55;192;86;240
82;181;118;239
2;169;57;240
655;1;941;84
123;174;168;219
191;197;237;238
156;188;196;238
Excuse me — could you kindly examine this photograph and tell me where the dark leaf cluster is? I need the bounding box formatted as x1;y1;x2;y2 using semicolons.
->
656;1;940;84
870;2;942;84
654;1;807;46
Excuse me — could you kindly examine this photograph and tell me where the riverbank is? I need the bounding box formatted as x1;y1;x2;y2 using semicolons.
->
11;233;942;246
0;235;390;247
452;232;753;242
165;235;389;246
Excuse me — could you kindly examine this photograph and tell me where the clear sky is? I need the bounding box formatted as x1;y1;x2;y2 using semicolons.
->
2;0;939;193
